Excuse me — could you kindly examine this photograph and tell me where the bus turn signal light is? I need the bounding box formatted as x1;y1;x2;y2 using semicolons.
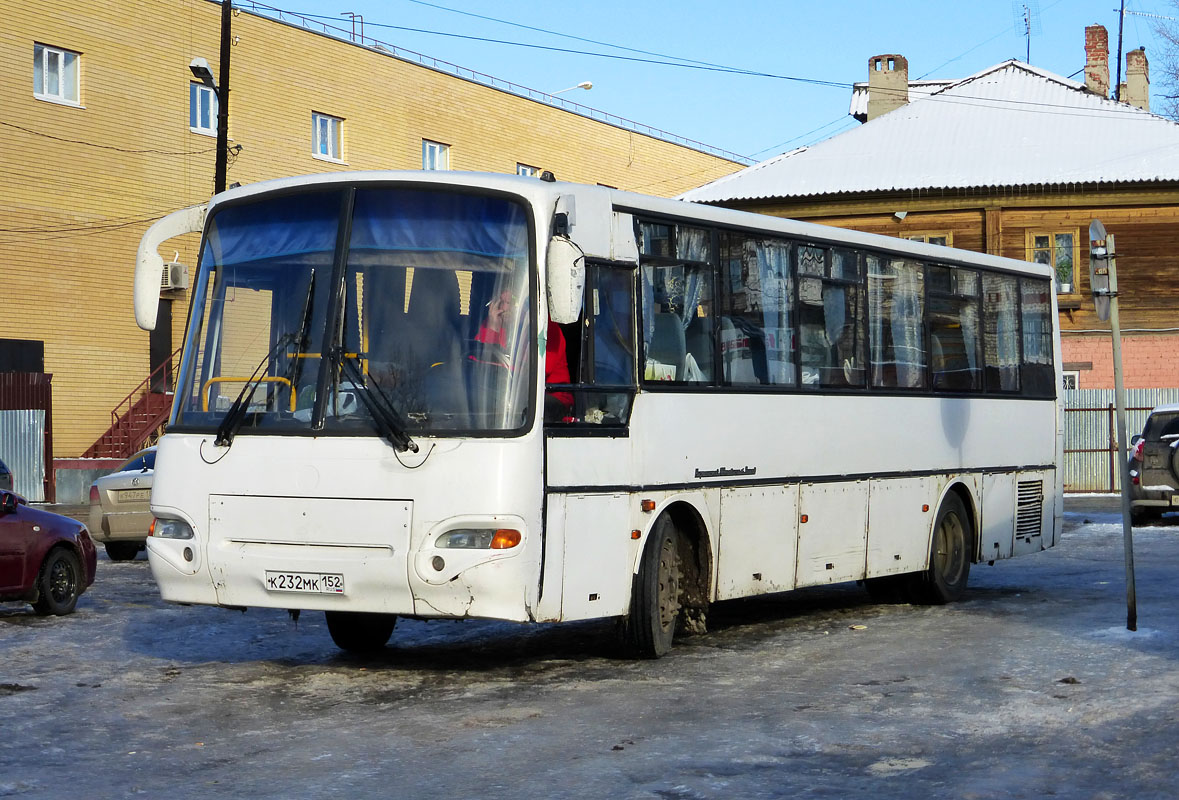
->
640;499;656;512
490;529;522;549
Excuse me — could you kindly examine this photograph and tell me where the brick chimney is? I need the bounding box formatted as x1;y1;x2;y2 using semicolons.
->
1125;47;1150;111
866;55;908;121
1084;24;1110;98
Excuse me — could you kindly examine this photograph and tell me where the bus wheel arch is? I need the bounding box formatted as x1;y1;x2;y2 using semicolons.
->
911;485;975;605
620;501;712;658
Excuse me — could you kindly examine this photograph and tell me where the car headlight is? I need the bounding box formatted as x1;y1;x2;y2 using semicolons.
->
434;528;521;549
150;517;194;540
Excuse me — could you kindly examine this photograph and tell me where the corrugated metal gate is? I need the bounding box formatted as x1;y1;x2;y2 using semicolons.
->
1064;388;1179;493
0;409;47;501
0;372;53;502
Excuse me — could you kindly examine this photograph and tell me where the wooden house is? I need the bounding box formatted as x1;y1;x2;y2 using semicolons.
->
682;27;1179;390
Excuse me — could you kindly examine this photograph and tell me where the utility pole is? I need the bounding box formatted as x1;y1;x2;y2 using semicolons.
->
1089;219;1137;630
214;0;233;194
1115;0;1126;100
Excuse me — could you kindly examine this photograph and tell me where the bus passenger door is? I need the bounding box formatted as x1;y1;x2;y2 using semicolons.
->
715;486;798;600
796;482;869;587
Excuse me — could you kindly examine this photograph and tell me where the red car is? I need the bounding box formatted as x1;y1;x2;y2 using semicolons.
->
0;490;97;615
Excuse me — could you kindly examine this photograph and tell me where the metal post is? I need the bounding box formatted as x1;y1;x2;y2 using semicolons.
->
1090;222;1136;631
1106;235;1137;630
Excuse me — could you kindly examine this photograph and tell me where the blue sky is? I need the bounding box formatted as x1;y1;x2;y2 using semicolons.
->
268;0;1170;163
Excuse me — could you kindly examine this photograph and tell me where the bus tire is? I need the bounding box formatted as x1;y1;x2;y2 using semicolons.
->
325;611;397;653
910;493;972;605
621;515;682;659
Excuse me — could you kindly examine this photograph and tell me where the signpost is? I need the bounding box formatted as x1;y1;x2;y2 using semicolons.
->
1088;219;1137;631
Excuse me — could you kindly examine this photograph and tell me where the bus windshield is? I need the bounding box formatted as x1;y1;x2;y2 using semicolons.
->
173;186;535;438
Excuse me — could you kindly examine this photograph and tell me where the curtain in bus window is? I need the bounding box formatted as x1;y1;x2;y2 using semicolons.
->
202;193;340;267
350;190;530;270
798;246;866;388
641;263;712;383
982;273;1020;392
928;268;982;392
1020;278;1055;397
868;258;926;388
716;234;795;386
753;239;795;385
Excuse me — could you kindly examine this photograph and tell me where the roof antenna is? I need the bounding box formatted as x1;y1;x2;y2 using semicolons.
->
1012;1;1041;64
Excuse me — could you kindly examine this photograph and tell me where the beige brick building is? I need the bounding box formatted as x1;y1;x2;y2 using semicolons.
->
0;0;742;473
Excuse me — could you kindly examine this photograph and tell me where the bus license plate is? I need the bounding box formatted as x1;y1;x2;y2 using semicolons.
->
264;571;345;595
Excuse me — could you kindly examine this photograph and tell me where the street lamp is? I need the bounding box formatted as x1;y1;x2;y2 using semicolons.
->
188;57;217;89
552;81;593;96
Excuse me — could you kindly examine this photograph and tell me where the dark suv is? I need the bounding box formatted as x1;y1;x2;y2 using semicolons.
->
1128;404;1179;524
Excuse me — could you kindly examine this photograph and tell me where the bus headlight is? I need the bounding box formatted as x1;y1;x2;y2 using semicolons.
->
151;517;194;540
434;528;521;550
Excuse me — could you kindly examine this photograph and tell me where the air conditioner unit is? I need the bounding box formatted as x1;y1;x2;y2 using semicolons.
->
160;260;189;291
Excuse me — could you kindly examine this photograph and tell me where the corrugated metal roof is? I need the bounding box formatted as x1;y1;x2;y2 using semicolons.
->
683;60;1179;203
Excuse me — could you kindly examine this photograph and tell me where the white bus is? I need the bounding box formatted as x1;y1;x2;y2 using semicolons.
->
133;171;1062;657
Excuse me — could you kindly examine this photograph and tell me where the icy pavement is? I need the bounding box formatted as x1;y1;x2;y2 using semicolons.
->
2;500;1178;799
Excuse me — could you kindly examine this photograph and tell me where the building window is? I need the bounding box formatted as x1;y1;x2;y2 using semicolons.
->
422;140;450;171
1061;371;1079;390
189;83;218;136
312;112;344;162
33;43;80;105
906;233;952;247
1029;231;1077;294
516;163;540;177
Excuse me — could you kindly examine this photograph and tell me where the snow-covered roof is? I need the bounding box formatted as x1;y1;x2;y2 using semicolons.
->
683;60;1179;204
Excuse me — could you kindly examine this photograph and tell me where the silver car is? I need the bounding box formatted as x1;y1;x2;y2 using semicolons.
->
1128;404;1179;524
88;447;155;561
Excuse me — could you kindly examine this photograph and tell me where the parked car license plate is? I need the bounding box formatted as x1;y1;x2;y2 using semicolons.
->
118;489;151;502
264;571;345;594
1171;496;1179;506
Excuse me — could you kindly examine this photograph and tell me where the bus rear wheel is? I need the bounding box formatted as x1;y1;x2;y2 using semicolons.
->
910;493;973;605
325;611;397;653
621;515;682;659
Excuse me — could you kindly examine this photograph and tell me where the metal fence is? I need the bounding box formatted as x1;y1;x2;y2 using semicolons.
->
1063;388;1179;493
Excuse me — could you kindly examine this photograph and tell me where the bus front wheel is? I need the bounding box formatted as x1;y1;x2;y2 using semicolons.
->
325;611;397;653
621;515;682;659
910;493;973;604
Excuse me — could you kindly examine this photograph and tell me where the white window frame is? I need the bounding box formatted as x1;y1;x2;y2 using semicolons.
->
516;163;541;178
312;112;345;163
33;43;81;106
189;82;218;136
422;140;450;171
1061;370;1080;391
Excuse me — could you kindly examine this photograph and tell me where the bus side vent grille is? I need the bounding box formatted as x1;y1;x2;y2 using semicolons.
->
1016;481;1044;537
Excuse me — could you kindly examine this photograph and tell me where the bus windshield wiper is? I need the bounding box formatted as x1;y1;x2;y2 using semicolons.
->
215;273;316;448
338;354;419;453
283;268;316;392
213;332;296;447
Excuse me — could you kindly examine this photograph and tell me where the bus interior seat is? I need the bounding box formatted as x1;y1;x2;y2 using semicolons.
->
401;268;469;419
648;312;687;380
684;316;714;380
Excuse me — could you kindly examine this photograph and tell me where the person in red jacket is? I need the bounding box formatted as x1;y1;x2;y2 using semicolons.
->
475;290;573;416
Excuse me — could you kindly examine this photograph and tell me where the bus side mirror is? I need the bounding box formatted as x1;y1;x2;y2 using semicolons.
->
546;235;585;325
135;204;207;330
